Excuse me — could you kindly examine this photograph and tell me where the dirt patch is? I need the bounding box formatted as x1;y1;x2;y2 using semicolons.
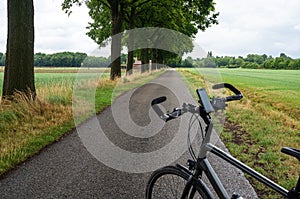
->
223;118;280;198
224;118;255;147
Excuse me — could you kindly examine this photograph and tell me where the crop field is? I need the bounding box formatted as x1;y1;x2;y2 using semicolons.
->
0;67;111;95
178;68;300;199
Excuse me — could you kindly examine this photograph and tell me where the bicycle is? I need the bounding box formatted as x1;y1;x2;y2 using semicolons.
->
146;83;300;199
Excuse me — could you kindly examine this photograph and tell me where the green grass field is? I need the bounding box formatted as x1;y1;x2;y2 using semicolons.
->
178;68;300;199
219;68;300;114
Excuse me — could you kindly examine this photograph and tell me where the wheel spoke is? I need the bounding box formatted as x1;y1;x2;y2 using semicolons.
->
146;167;210;199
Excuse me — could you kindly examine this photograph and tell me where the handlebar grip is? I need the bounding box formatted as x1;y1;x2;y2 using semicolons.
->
226;95;243;102
151;96;185;122
212;83;243;102
151;96;167;105
151;96;167;120
212;83;242;95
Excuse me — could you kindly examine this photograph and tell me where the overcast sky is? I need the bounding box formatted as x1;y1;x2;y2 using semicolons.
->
196;0;300;58
0;0;99;55
1;0;300;58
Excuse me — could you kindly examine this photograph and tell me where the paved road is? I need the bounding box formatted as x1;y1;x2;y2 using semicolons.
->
0;70;258;198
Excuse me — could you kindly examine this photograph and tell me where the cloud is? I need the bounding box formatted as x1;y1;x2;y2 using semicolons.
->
0;2;6;51
197;0;300;58
34;0;99;54
1;0;300;58
0;0;98;55
294;24;300;31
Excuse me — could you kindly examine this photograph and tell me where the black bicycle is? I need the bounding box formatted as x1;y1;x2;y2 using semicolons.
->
146;83;300;199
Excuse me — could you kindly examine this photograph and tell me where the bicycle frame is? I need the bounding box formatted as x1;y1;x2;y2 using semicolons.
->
150;86;297;199
195;117;289;199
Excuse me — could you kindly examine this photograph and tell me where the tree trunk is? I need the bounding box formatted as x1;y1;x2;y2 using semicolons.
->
2;0;35;99
126;8;136;76
127;49;134;75
126;29;134;75
110;0;122;80
141;48;149;73
157;49;164;69
151;48;157;71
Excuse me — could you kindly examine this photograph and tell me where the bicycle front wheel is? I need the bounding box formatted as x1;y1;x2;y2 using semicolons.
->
146;165;212;199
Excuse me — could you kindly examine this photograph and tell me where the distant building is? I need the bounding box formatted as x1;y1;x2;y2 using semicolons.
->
133;57;142;69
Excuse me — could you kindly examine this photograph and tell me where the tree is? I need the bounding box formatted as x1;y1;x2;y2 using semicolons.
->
124;0;218;71
62;0;218;78
34;52;87;67
82;56;110;67
63;0;124;80
2;0;35;99
207;51;213;58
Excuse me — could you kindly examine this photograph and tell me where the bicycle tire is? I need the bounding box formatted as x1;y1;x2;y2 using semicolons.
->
146;165;213;199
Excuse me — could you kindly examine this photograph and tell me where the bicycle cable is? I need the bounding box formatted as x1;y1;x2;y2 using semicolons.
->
187;113;205;161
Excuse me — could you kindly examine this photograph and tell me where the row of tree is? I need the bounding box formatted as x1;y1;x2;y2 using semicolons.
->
62;0;219;79
0;52;111;68
82;56;110;67
2;0;218;99
34;52;87;67
192;53;300;70
3;51;299;70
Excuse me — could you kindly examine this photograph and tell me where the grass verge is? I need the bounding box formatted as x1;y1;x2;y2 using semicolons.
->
0;69;165;176
177;68;300;199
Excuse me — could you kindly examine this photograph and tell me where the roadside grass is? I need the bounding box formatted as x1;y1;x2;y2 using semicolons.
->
177;68;300;199
0;68;165;175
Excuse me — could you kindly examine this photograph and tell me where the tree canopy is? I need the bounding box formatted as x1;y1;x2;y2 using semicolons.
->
34;52;87;67
62;0;219;79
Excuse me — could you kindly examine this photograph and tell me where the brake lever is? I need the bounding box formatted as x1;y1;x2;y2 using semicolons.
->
161;108;182;122
160;114;170;122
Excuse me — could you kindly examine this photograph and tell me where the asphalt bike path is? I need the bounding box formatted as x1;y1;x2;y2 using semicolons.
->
0;70;258;198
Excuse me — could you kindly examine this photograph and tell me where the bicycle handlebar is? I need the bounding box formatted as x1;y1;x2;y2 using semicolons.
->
151;97;198;122
151;83;243;122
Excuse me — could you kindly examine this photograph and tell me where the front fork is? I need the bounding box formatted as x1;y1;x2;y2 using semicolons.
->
176;163;203;199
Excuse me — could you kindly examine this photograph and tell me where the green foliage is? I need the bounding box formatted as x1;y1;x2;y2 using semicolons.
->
191;53;300;69
82;56;110;67
86;0;111;46
62;0;219;78
1;51;118;68
34;52;87;67
166;56;197;68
